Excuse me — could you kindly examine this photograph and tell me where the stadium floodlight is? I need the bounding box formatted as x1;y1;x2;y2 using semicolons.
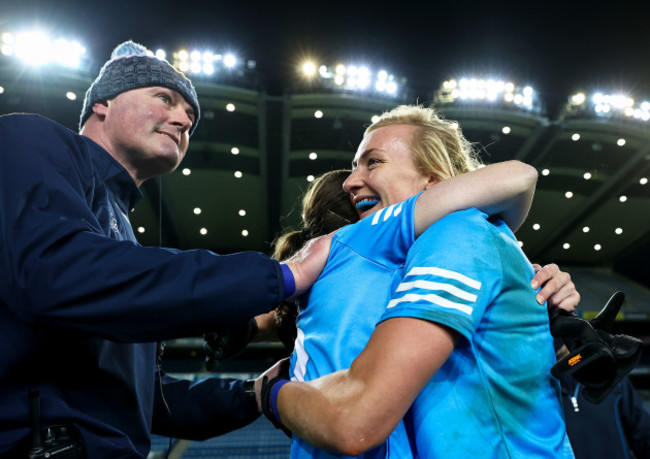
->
223;53;236;68
319;65;330;78
2;30;86;69
295;58;402;97
203;63;214;75
302;61;316;76
564;89;650;122
434;76;540;112
190;61;202;73
155;49;166;60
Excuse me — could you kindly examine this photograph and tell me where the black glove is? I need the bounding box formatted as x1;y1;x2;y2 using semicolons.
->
550;291;643;403
261;360;292;438
203;318;258;371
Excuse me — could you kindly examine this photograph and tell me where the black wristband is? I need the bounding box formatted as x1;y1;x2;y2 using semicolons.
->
261;376;292;438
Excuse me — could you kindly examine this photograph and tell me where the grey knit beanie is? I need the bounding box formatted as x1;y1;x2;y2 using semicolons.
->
79;40;200;135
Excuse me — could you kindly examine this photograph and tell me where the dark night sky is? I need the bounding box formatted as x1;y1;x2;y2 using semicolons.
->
2;0;650;114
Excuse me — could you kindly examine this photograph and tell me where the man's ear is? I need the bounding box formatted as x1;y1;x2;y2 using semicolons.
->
92;101;109;118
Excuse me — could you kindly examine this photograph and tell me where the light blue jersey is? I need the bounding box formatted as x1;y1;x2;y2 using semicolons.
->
289;194;422;459
380;208;574;458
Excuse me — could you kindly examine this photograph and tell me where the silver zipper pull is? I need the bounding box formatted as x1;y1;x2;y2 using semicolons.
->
570;396;579;412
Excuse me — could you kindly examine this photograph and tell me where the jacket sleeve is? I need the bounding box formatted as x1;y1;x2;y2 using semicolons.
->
151;372;259;440
0;115;284;342
619;377;650;458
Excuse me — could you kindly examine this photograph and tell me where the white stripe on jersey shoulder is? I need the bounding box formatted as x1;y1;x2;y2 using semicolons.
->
406;266;481;290
396;280;478;302
387;292;474;315
371;202;404;226
292;328;308;382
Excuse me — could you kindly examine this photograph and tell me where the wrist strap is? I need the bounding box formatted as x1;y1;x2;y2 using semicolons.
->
270;379;290;425
280;264;296;299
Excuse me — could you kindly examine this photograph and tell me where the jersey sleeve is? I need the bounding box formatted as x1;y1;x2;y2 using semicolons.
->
379;208;502;340
334;192;421;267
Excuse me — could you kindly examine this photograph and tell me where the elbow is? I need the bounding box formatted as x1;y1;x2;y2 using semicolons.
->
326;420;386;457
514;160;538;189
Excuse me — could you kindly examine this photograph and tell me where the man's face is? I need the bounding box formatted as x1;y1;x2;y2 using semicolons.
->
343;124;433;219
97;86;195;181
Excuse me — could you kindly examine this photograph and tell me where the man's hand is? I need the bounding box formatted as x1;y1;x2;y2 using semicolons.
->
531;263;580;312
284;232;334;298
255;358;290;413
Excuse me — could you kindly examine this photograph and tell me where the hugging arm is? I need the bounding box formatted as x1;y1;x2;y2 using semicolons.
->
414;160;537;237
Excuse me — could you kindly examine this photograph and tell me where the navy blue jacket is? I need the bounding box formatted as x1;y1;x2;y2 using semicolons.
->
0;114;284;457
561;375;650;459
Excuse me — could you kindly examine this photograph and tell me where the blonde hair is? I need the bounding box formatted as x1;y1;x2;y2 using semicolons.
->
365;105;481;180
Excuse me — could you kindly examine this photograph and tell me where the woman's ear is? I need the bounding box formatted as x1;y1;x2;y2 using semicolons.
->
425;176;440;190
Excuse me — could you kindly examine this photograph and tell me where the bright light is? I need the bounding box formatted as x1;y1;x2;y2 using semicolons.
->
371;115;380;123
231;147;240;155
238;209;246;216
234;171;243;178
200;228;208;235
532;223;540;230
617;138;626;146
583;226;590;233
571;93;586;105
314;110;323;118
615;228;623;235
137;227;145;234
307;175;315;182
226;103;236;112
242;229;249;237
9;31;85;69
155;49;166;60
565;191;573;198
563;243;570;249
640;177;648;185
65;91;77;101
193;207;201;215
594;244;602;251
502;126;511;134
583;172;591;180
542;169;550;176
190;50;201;61
309;152;318;160
571;133;580;141
619;195;627;202
224;53;236;68
0;86;4;94
182;168;191;176
203;63;214;75
303;61;316;76
518;241;524;247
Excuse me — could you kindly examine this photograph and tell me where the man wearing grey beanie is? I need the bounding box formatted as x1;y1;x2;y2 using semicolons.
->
0;41;331;458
